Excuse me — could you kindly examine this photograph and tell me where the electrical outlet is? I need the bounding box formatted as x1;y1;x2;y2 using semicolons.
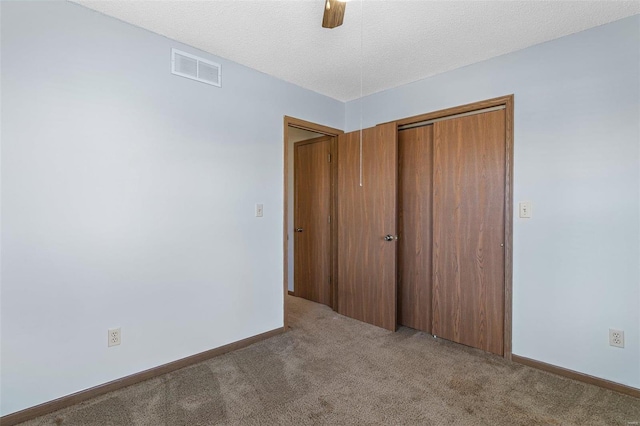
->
609;328;624;348
255;203;264;217
108;328;121;347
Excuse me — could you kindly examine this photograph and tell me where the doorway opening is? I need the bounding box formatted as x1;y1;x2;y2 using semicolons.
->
283;117;343;329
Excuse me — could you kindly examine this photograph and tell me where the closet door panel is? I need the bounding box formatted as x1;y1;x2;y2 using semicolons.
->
338;124;397;331
398;125;433;332
432;110;506;355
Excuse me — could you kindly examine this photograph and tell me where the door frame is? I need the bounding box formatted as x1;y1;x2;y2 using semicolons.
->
283;116;343;330
391;95;514;360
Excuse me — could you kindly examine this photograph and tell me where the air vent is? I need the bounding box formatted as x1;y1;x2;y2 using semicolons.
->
171;48;221;87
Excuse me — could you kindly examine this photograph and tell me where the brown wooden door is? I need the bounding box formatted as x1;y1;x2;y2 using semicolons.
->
398;125;433;333
294;136;332;306
432;109;506;355
337;123;397;331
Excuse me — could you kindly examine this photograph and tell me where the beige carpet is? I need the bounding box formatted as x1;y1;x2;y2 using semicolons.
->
19;295;640;425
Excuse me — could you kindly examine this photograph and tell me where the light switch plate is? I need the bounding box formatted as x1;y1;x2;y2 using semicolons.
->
255;203;264;217
519;201;532;218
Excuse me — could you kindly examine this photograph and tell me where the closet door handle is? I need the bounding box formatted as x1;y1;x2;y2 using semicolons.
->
383;234;397;242
295;228;304;232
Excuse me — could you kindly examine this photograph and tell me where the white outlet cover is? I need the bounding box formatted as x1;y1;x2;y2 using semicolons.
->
255;203;264;217
108;327;121;347
609;328;624;348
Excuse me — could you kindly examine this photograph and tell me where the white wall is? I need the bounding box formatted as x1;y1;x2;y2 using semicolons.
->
287;128;324;293
346;15;640;389
0;1;343;416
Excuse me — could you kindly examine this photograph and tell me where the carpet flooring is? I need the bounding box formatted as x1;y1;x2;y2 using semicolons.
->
19;295;640;425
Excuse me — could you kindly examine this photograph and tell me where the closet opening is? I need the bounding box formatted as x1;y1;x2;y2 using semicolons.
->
396;95;514;359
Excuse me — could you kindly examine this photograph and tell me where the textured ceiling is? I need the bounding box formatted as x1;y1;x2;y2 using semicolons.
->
72;0;639;102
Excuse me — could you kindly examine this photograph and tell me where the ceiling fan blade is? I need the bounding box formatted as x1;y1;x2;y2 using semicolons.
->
322;0;346;29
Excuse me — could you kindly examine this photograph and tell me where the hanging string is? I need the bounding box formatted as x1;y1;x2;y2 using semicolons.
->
359;0;363;187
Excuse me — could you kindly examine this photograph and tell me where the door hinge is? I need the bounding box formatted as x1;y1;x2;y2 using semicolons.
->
328;215;331;224
328;153;331;163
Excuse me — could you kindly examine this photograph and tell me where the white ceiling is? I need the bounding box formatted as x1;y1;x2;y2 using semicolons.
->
73;0;639;102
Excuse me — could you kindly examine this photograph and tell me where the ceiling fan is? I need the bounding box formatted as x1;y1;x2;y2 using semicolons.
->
322;0;347;29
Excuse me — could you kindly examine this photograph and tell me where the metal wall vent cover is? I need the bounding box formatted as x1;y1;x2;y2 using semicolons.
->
171;48;221;87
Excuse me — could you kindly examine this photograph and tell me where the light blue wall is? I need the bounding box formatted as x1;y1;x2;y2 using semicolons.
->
0;1;343;416
2;0;638;416
347;15;640;389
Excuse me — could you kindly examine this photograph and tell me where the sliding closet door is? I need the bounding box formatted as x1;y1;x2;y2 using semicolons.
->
432;109;506;355
337;123;397;331
398;125;433;332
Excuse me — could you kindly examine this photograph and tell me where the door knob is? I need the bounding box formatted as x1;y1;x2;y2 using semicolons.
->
384;234;397;241
295;228;304;232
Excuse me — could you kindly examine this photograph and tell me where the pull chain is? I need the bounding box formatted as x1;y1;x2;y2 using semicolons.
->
359;0;363;187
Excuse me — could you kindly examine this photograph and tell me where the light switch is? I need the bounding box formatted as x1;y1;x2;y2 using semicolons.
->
519;201;532;218
255;203;264;217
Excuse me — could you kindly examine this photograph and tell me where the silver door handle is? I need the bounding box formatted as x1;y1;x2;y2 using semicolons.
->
295;228;304;232
384;234;397;241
